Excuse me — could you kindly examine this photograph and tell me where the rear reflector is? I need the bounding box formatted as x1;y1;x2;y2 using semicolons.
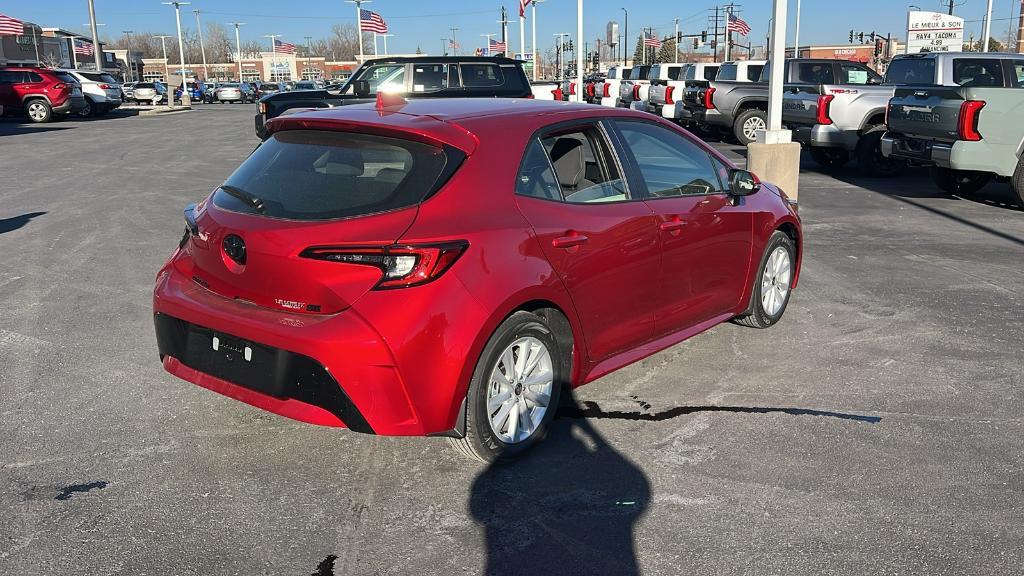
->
301;242;468;290
703;87;716;109
816;94;835;125
957;100;985;142
665;86;675;105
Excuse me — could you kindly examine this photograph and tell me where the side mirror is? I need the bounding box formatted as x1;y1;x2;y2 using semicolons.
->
729;169;761;196
352;79;371;97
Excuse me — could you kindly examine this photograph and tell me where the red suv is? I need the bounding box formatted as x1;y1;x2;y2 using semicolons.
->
0;67;86;122
154;98;802;462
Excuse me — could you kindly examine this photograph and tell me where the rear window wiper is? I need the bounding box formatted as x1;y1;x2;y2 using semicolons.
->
219;185;266;213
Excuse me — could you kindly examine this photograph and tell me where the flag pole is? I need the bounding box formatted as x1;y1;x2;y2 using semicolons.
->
345;0;370;64
519;3;526;60
575;0;583;102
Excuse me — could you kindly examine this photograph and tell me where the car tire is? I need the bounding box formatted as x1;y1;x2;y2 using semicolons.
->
449;311;563;463
1012;158;1024;207
25;99;52;123
856;128;905;177
734;230;795;329
77;98;94;118
809;147;850;169
733;108;767;146
930;167;991;196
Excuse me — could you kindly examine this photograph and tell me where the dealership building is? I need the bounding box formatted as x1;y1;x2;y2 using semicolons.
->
136;52;415;83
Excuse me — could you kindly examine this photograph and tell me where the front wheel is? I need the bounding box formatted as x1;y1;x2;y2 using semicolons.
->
449;311;562;463
733;108;767;145
26;100;52;123
734;231;795;329
930;167;991;196
809;147;850;169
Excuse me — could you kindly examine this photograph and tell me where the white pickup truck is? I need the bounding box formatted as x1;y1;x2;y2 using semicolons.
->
632;63;684;113
649;62;724;122
617;65;652;108
595;66;632;107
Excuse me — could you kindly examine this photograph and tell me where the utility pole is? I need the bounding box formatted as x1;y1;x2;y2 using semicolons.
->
981;0;994;51
498;7;509;56
122;30;134;81
793;0;801;58
345;0;371;64
264;34;279;81
713;6;720;62
440;38;447;56
621;8;628;66
162;1;191;106
947;0;955;15
229;22;245;81
193;10;208;81
86;0;104;71
450;27;459;56
304;36;313;78
156;35;173;85
575;0;583;102
725;5;733;62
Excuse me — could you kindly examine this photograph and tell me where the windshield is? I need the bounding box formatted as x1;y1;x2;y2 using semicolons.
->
352;64;406;93
215;130;452;221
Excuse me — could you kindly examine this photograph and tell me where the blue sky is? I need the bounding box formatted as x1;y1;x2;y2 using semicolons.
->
5;0;1021;55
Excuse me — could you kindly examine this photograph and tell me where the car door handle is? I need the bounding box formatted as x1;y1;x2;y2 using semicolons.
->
552;234;589;249
659;218;686;233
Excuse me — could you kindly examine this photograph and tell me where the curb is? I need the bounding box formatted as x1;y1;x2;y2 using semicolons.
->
138;106;192;116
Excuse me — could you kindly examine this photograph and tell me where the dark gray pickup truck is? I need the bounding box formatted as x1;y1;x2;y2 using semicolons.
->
254;56;532;139
881;52;1024;202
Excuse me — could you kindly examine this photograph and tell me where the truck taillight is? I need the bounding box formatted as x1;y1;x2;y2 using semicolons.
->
816;94;835;125
569;82;576;95
703;87;716;109
957;100;985;141
665;86;675;105
301;242;468;290
602;83;610;98
586;83;595;97
632;84;641;100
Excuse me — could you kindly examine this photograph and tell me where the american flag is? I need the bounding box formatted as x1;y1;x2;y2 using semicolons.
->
489;38;506;54
274;38;296;54
519;0;532;18
0;13;25;36
643;33;662;49
360;9;388;34
449;38;459;50
74;39;94;56
727;13;751;36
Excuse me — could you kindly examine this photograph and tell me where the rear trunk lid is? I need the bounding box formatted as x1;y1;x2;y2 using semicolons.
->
887;86;966;142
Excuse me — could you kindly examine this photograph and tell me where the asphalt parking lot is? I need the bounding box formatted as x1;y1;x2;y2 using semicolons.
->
1;105;1022;576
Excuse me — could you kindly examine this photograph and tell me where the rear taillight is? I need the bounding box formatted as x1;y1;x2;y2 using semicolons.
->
957;100;985;141
586;83;595;97
569;82;576;95
632;84;641;100
816;94;835;125
300;242;468;290
602;83;610;98
98;83;112;89
665;86;675;105
258;102;267;114
703;87;716;109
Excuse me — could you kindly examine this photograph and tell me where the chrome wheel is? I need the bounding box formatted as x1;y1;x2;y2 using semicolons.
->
486;336;554;444
27;102;48;121
761;247;791;317
743;115;766;141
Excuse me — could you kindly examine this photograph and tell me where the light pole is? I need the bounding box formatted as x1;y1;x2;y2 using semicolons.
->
85;0;105;71
575;0;583;102
674;18;680;62
156;35;173;85
344;0;371;64
532;0;547;81
162;1;191;107
193;10;209;80
440;38;447;56
450;27;460;56
304;36;313;79
122;30;134;81
554;33;569;79
793;0;801;58
981;0;994;51
229;22;245;81
621;8;628;66
265;34;279;81
380;33;393;56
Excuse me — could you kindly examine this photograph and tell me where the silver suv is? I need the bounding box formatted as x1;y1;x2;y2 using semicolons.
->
59;70;122;117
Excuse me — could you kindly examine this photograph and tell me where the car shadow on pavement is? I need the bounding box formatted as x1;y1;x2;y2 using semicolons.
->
0;123;76;136
0;211;46;234
470;390;651;576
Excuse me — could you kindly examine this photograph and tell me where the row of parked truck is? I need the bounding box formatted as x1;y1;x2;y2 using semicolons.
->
574;52;1024;203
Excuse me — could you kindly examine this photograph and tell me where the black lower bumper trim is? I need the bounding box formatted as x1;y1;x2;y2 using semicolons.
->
154;313;374;434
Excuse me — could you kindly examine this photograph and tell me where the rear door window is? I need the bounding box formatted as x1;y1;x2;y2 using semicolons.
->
797;62;835;84
840;63;879;84
717;64;738;81
215;131;456;220
412;64;453;92
953;59;1004;87
460;64;503;87
1011;60;1024;87
746;65;764;81
516;123;629;204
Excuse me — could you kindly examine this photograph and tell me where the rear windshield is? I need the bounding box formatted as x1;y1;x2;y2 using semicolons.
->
667;66;685;80
259;83;278;90
630;66;651;80
136;83;154;88
884;58;936;84
54;72;78;84
717;64;738;81
952;58;1004;87
215;131;453;220
80;72;118;83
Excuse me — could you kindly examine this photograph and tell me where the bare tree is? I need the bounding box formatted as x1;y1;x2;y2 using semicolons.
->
240;39;263;59
204;23;233;63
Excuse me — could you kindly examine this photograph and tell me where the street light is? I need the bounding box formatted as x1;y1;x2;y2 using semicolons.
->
379;33;394;57
122;30;134;82
155;34;173;87
620;8;628;66
229;22;246;81
162;1;191;107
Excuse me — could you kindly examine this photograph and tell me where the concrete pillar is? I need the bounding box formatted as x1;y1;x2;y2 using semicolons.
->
747;142;801;205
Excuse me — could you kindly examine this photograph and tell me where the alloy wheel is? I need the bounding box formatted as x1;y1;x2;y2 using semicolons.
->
28;102;47;121
743;116;766;141
760;246;791;317
486;336;554;444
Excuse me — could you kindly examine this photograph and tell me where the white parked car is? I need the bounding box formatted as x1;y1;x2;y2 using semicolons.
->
617;65;651;108
58;69;122;117
649;62;728;122
594;65;631;107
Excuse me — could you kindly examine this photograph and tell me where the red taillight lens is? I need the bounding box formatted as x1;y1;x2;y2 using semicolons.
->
602;83;610;98
98;83;112;89
703;87;716;109
569;82;576;95
632;84;641;100
665;86;675;105
586;83;595;97
816;94;835;125
957;100;985;141
300;242;468;290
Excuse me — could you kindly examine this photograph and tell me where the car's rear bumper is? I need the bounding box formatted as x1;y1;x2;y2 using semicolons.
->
881;133;951;167
690;107;728;127
881;133;1015;176
790;124;859;151
648;102;688;120
53;95;87;114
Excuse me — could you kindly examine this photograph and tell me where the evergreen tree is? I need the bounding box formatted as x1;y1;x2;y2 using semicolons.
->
656;39;678;63
631;34;643;66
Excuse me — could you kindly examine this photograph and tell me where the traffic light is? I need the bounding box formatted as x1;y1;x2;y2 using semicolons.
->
849;30;854;43
693;38;699;50
858;32;865;43
869;31;876;42
701;30;707;43
677;32;682;43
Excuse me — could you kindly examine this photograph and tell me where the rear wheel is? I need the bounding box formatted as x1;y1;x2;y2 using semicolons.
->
734;231;795;329
733;108;767;145
77;98;94;118
856;128;905;177
26;99;52;123
1012;158;1024;207
449;311;562;463
930;167;991;196
809;147;850;169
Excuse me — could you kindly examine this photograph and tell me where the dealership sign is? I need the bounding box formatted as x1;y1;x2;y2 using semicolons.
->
906;11;964;54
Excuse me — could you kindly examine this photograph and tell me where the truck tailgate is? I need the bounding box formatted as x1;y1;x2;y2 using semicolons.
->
887;86;965;142
782;85;821;127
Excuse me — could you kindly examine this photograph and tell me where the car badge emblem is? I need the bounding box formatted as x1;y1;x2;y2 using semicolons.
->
222;234;246;265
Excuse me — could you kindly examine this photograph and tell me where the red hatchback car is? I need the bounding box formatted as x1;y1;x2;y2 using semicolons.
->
154;97;801;462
